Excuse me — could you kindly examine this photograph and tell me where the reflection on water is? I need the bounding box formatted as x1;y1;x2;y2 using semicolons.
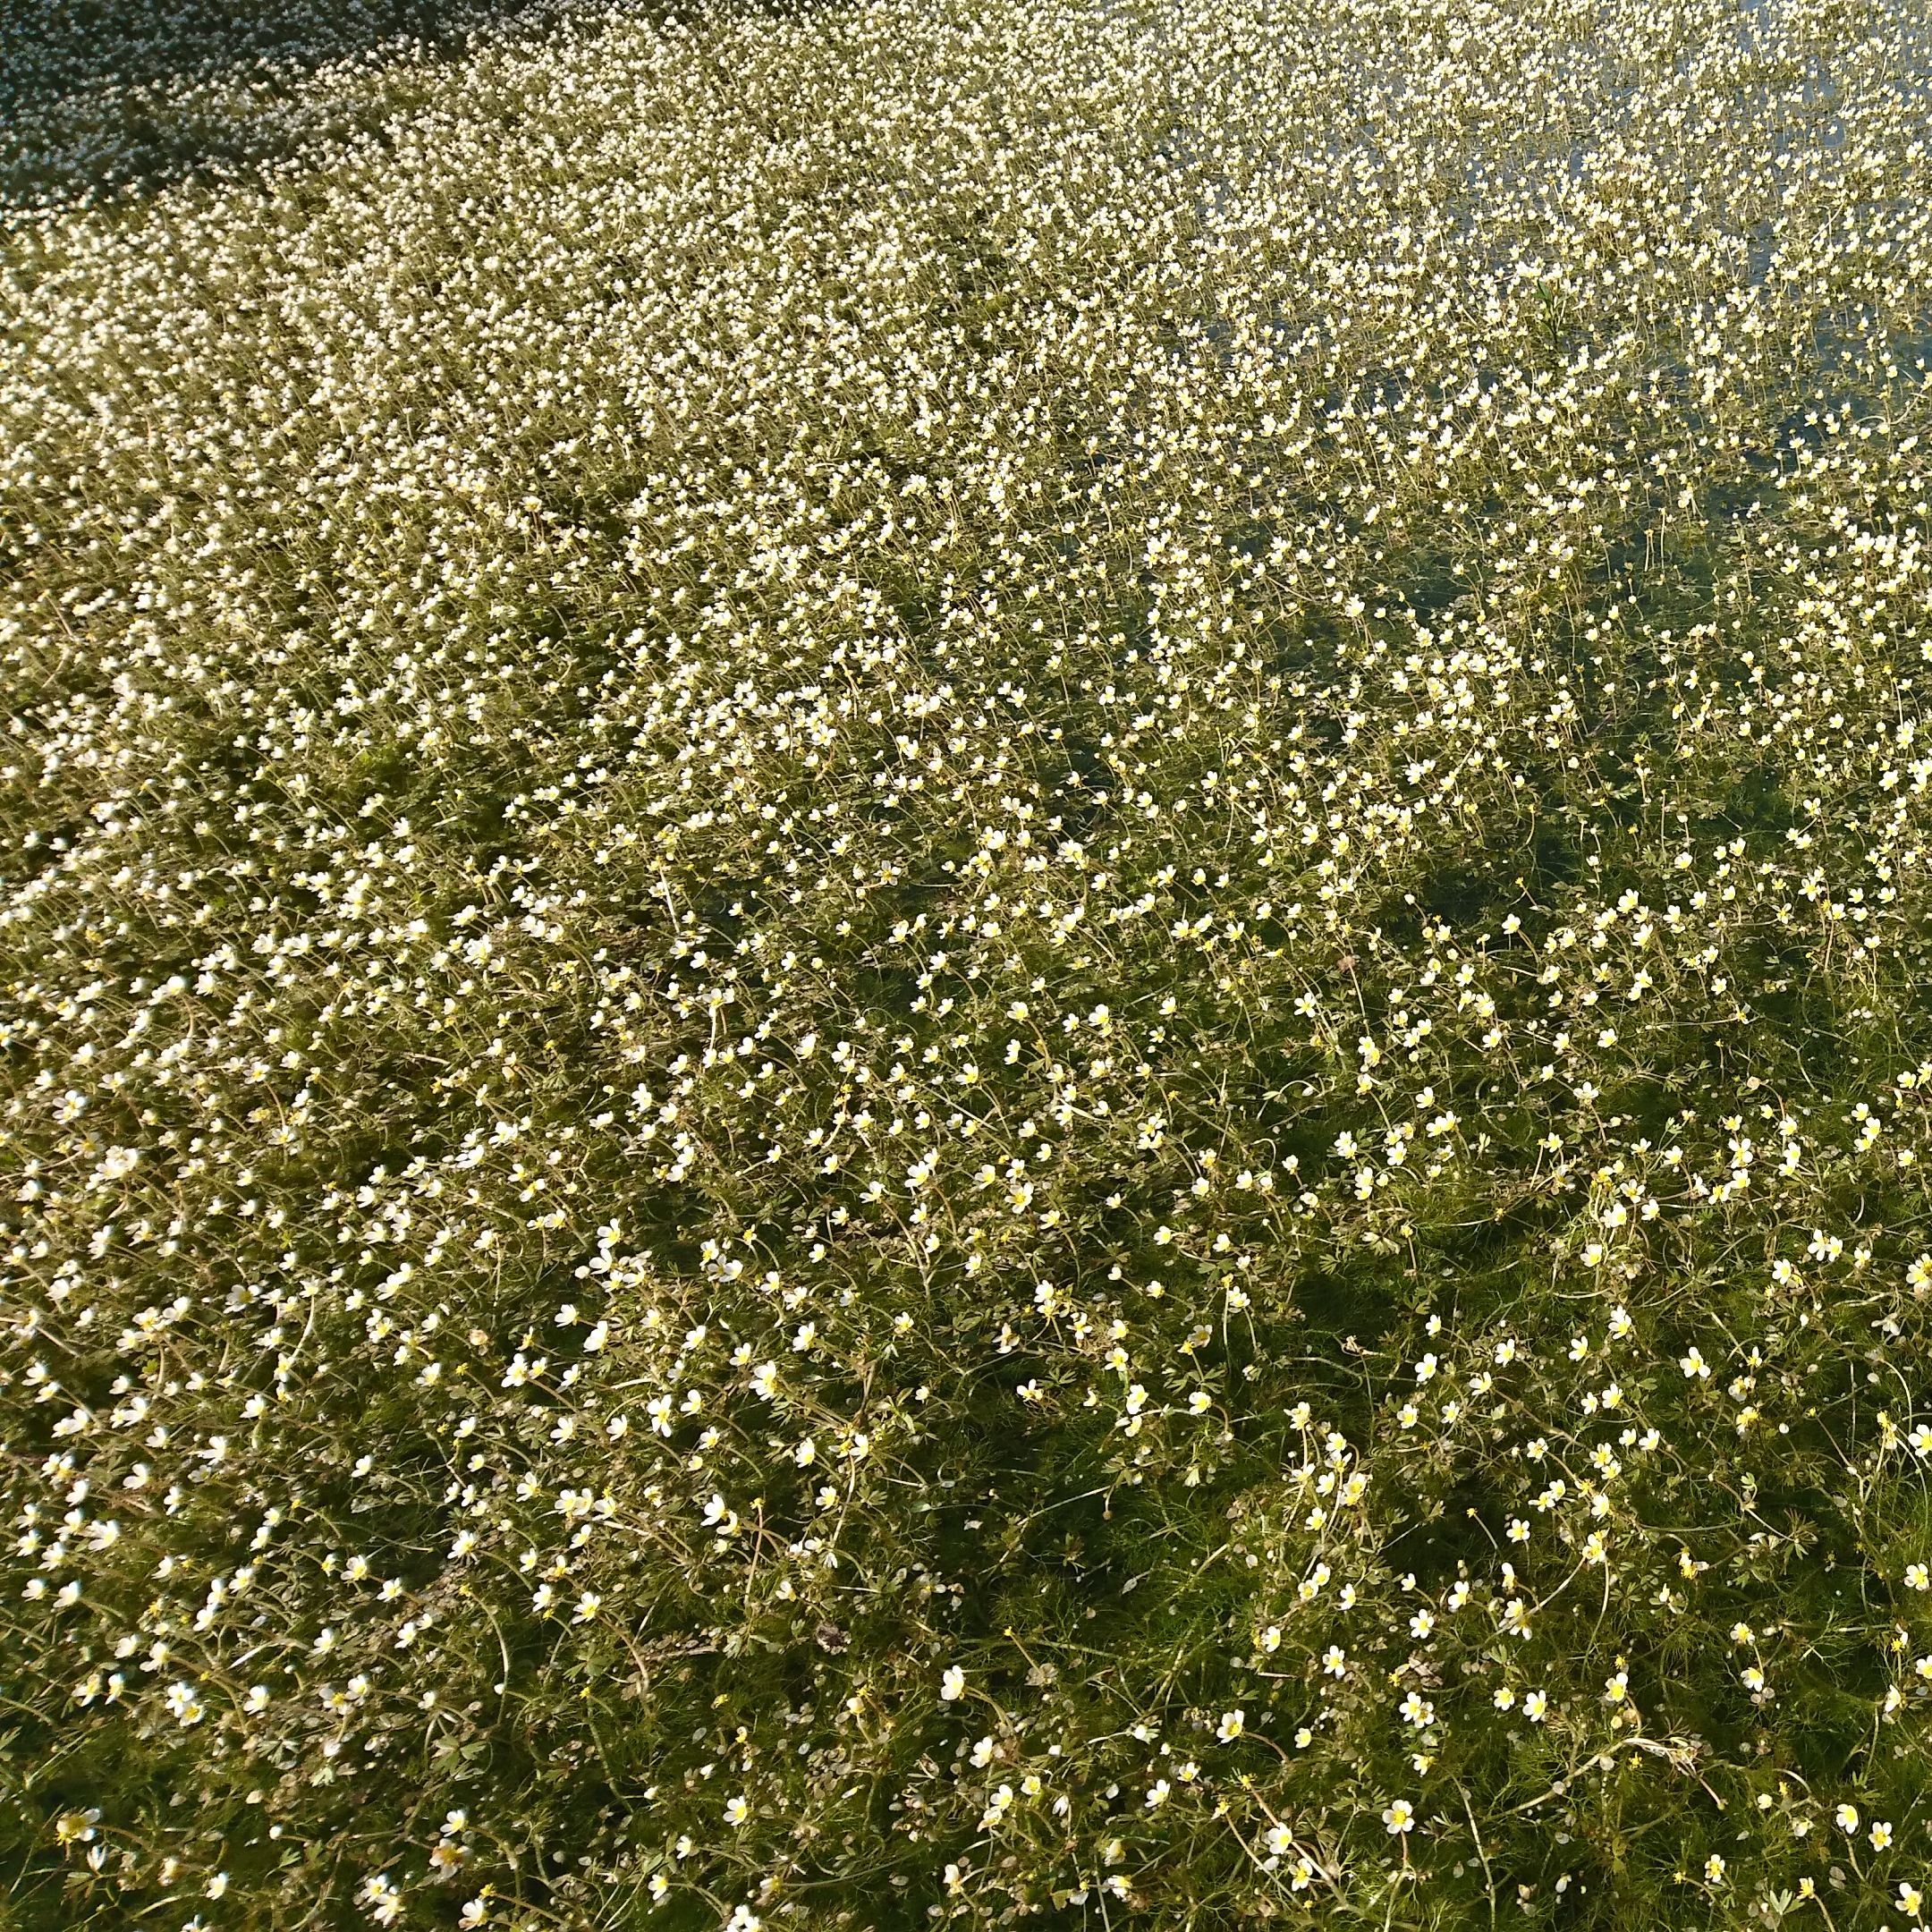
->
1087;0;1932;653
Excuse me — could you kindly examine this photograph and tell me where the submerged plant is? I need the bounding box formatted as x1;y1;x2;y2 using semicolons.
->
5;0;1932;1925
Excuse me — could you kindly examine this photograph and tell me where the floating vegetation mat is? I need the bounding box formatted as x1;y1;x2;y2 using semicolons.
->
6;0;1932;1923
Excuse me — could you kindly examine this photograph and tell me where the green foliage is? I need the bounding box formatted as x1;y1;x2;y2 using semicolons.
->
6;0;1932;1926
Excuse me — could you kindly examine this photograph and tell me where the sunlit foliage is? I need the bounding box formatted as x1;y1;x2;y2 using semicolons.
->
6;0;1932;1924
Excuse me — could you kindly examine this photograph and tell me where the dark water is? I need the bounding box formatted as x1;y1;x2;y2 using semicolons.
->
0;0;568;201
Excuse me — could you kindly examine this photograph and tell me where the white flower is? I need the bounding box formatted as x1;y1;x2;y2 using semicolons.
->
163;1681;205;1726
360;1874;403;1926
